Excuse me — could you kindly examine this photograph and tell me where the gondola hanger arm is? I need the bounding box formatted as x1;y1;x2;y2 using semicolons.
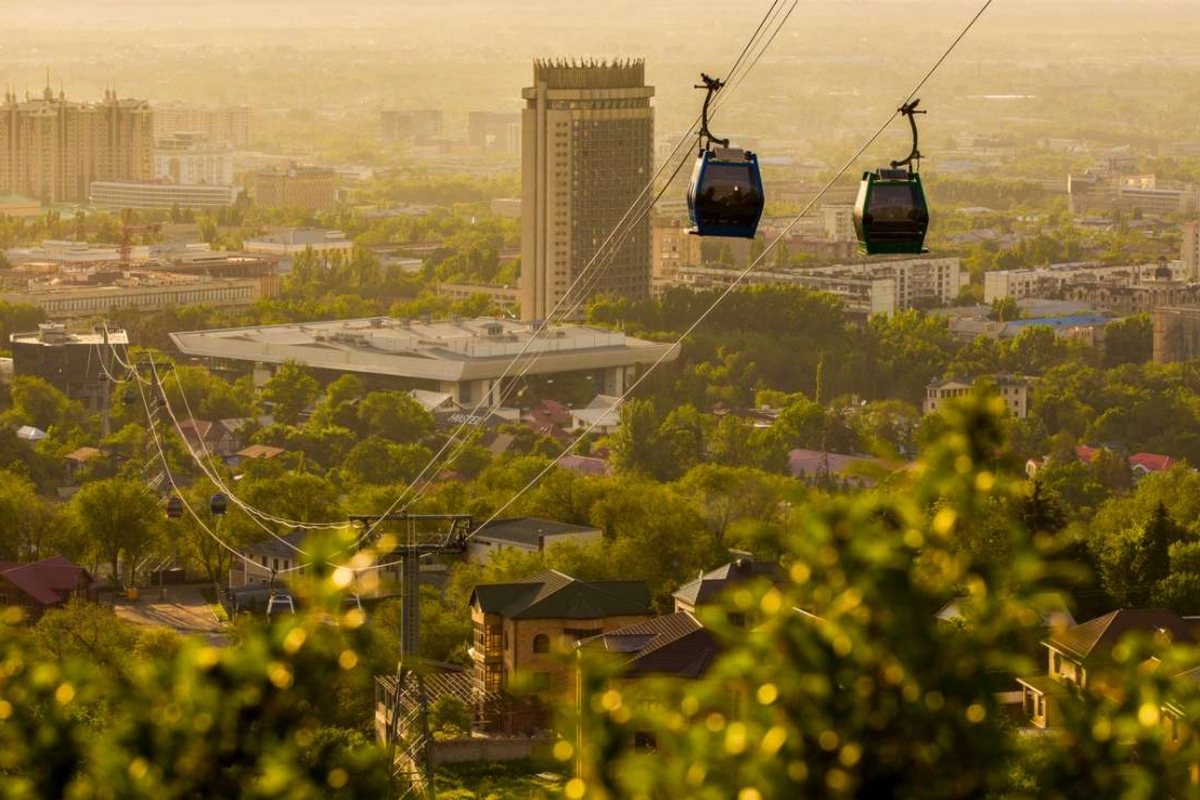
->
695;73;730;154
890;99;926;172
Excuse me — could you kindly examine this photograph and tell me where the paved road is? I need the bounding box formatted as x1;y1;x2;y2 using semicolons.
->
114;584;226;643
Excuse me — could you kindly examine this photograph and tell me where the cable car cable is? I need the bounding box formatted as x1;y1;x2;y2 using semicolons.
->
342;0;799;544
461;0;1000;535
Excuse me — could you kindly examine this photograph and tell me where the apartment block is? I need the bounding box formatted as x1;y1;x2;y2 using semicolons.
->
154;132;234;186
153;104;253;148
254;165;337;211
0;88;154;204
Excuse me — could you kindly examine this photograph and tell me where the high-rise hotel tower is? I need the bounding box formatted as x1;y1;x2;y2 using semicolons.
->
520;59;654;320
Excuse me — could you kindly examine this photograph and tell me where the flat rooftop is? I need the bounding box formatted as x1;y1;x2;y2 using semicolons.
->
171;317;677;383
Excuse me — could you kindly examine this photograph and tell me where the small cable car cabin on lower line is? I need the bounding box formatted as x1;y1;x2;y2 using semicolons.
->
853;168;929;255
687;148;765;239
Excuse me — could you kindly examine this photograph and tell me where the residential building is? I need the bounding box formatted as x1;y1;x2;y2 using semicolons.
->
435;282;520;313
254;165;337;211
468;569;653;696
176;418;241;459
1183;221;1200;282
651;218;703;295
568;394;622;434
0;87;153;204
0;556;94;620
983;261;1187;304
89;180;238;210
673;559;785;617
152;103;253;148
2;273;273;320
0;195;40;219
1017;609;1196;730
676;256;962;316
170;317;677;407
1153;306;1200;364
64;446;108;481
520;59;655;320
822;204;856;242
153;132;234;186
469;111;522;154
578;611;720;680
9;324;128;411
235;529;308;587
467;517;603;565
380;109;443;143
925;374;1031;418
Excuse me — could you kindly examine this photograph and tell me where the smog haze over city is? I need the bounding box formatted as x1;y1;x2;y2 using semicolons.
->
10;1;1200;798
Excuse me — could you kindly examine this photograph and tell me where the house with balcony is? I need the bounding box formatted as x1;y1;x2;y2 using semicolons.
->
1017;609;1196;729
468;570;653;702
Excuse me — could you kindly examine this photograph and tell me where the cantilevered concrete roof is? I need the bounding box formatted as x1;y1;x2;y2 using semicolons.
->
170;317;677;383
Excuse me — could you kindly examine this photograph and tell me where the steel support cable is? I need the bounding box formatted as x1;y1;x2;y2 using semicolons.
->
454;0;1000;540
146;359;320;554
151;357;346;532
389;145;697;518
343;0;801;551
358;0;799;529
149;362;336;554
132;352;271;574
276;0;806;572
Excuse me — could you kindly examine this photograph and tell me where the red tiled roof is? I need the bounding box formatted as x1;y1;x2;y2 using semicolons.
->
1129;452;1176;473
0;556;92;606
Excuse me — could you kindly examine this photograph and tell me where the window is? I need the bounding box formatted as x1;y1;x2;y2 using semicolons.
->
532;634;550;654
1053;653;1062;675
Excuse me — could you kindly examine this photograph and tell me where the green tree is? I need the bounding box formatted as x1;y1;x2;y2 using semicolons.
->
354;391;434;443
71;479;161;587
259;361;320;425
989;296;1021;322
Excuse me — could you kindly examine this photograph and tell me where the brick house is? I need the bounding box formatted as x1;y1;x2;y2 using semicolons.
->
468;570;653;697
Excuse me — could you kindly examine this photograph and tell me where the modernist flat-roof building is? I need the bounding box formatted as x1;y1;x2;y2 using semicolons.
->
90;180;239;210
170;316;678;406
2;276;272;320
10;324;128;410
676;256;961;316
468;111;521;154
520;59;655;320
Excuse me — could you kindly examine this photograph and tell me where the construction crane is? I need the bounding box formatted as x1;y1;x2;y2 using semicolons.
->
120;223;161;271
